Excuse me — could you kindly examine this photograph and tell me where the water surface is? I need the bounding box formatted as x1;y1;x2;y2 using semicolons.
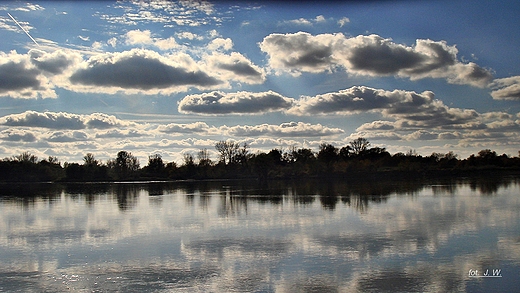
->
0;177;519;292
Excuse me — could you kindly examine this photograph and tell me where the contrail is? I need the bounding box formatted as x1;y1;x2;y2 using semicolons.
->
7;12;40;46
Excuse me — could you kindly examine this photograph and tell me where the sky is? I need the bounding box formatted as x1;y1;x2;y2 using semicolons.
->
0;0;520;164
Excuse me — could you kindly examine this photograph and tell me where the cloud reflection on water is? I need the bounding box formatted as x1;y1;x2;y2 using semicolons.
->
0;177;518;292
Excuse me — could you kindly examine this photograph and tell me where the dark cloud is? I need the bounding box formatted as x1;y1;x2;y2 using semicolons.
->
205;52;265;84
356;120;395;131
1;111;85;129
260;32;493;87
70;49;221;90
178;90;294;115
0;111;135;130
349;39;427;75
226;121;344;137
29;49;79;74
156;122;211;134
290;86;479;129
260;32;339;73
0;129;37;142
95;129;147;139
0;61;41;92
217;62;262;77
85;113;132;129
47;131;88;142
290;86;432;115
490;76;520;100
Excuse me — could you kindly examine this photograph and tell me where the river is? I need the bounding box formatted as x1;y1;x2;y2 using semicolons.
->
0;176;519;292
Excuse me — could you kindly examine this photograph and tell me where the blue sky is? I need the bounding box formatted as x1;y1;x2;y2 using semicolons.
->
0;0;519;164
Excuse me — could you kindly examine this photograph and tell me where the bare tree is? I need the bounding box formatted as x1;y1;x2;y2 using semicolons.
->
13;151;38;163
83;153;99;166
215;140;240;165
183;153;195;167
349;137;370;155
197;148;212;166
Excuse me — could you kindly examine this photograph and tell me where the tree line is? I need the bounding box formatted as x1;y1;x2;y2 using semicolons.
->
1;138;520;182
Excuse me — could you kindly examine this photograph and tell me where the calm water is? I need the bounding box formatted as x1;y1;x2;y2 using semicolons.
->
0;177;519;292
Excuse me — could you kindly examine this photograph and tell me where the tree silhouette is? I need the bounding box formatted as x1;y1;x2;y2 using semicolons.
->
349;137;370;155
197;148;212;166
83;153;99;166
109;151;139;180
215;140;240;165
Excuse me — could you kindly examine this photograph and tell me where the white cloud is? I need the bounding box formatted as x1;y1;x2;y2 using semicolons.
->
285;18;313;26
281;15;327;26
92;41;103;50
207;38;233;51
125;29;153;45
315;15;326;23
107;37;118;48
176;32;204;41
338;17;350;27
154;37;178;50
100;1;218;27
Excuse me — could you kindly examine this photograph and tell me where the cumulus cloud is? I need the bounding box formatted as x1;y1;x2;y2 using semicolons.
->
289;86;479;129
125;29;153;45
153;37;178;50
29;49;81;74
356;120;395;131
0;49;83;99
47;131;88;142
205;52;265;84
176;32;203;40
225;121;344;137
0;50;57;99
69;49;222;94
260;32;343;74
0;129;37;142
405;130;439;141
124;29;179;50
0;111;136;130
207;38;234;51
0;41;263;97
490;76;520;100
94;129;149;139
178;90;294;115
156;122;213;134
260;32;493;87
1;111;84;129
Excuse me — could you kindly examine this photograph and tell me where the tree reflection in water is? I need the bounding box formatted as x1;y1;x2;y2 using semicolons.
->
0;175;519;292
